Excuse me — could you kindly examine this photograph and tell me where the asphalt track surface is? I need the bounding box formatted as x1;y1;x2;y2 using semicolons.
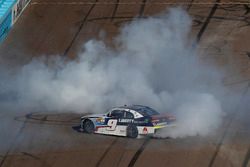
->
0;0;250;167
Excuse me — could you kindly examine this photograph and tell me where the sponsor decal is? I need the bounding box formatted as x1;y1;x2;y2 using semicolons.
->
153;122;167;126
107;119;117;131
143;127;148;134
118;119;134;123
134;120;146;124
96;117;105;123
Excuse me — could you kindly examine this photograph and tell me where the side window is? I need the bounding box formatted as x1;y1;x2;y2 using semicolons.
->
124;111;134;119
110;110;124;118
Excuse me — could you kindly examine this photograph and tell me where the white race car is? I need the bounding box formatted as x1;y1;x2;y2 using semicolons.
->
80;105;176;138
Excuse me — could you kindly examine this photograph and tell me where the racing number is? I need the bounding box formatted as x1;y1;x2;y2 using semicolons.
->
107;119;117;131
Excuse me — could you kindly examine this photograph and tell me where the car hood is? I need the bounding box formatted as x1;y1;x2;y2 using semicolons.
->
81;113;106;119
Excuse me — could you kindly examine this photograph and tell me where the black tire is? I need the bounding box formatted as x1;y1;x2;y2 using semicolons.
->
127;124;138;138
83;120;95;134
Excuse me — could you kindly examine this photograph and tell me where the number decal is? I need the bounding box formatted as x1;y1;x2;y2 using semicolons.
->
107;119;117;131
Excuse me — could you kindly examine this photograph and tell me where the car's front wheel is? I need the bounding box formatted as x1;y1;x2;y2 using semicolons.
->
83;120;95;133
127;124;138;138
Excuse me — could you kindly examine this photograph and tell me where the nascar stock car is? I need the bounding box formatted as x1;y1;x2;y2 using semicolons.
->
80;105;176;138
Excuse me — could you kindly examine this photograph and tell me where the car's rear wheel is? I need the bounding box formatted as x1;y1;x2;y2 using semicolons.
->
127;124;138;138
83;120;95;133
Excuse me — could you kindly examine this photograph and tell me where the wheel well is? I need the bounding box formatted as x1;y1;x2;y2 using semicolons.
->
82;119;94;127
127;124;138;131
82;119;91;124
126;124;138;138
127;124;137;128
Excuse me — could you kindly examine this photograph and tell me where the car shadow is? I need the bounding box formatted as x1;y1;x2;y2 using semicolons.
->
72;125;83;133
72;125;172;140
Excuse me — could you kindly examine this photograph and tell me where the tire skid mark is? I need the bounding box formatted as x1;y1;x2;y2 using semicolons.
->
25;113;76;123
246;51;250;58
126;1;218;166
203;15;250;26
128;138;150;167
0;115;50;167
242;147;250;167
224;78;250;87
14;112;82;126
95;138;118;167
186;0;194;11
21;152;51;167
63;0;98;56
208;82;250;167
88;16;145;22
116;149;126;167
244;4;250;15
114;139;128;167
219;4;242;10
196;0;220;42
138;0;147;18
111;0;119;22
0;114;29;167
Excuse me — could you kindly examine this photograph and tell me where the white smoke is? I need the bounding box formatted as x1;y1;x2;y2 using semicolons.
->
0;8;229;138
154;92;225;138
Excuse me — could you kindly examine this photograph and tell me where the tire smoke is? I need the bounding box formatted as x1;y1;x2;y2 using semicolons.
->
0;8;231;138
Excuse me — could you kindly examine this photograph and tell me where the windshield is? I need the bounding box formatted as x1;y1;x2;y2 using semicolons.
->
136;107;159;116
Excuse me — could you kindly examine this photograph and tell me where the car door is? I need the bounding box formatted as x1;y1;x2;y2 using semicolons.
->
105;109;128;136
106;110;123;131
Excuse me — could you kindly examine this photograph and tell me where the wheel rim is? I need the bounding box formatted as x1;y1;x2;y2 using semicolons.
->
128;126;138;138
84;121;94;133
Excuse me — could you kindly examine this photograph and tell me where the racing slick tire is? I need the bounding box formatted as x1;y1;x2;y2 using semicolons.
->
83;120;95;134
127;124;138;138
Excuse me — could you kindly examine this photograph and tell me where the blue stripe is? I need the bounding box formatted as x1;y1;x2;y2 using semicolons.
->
0;0;16;42
0;11;11;41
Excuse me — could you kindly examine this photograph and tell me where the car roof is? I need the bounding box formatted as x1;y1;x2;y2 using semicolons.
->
111;105;160;117
116;105;148;111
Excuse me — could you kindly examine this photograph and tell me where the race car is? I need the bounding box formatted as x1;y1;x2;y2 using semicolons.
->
80;105;176;138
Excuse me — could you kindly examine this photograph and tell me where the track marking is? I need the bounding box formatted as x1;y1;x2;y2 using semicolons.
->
128;138;150;167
